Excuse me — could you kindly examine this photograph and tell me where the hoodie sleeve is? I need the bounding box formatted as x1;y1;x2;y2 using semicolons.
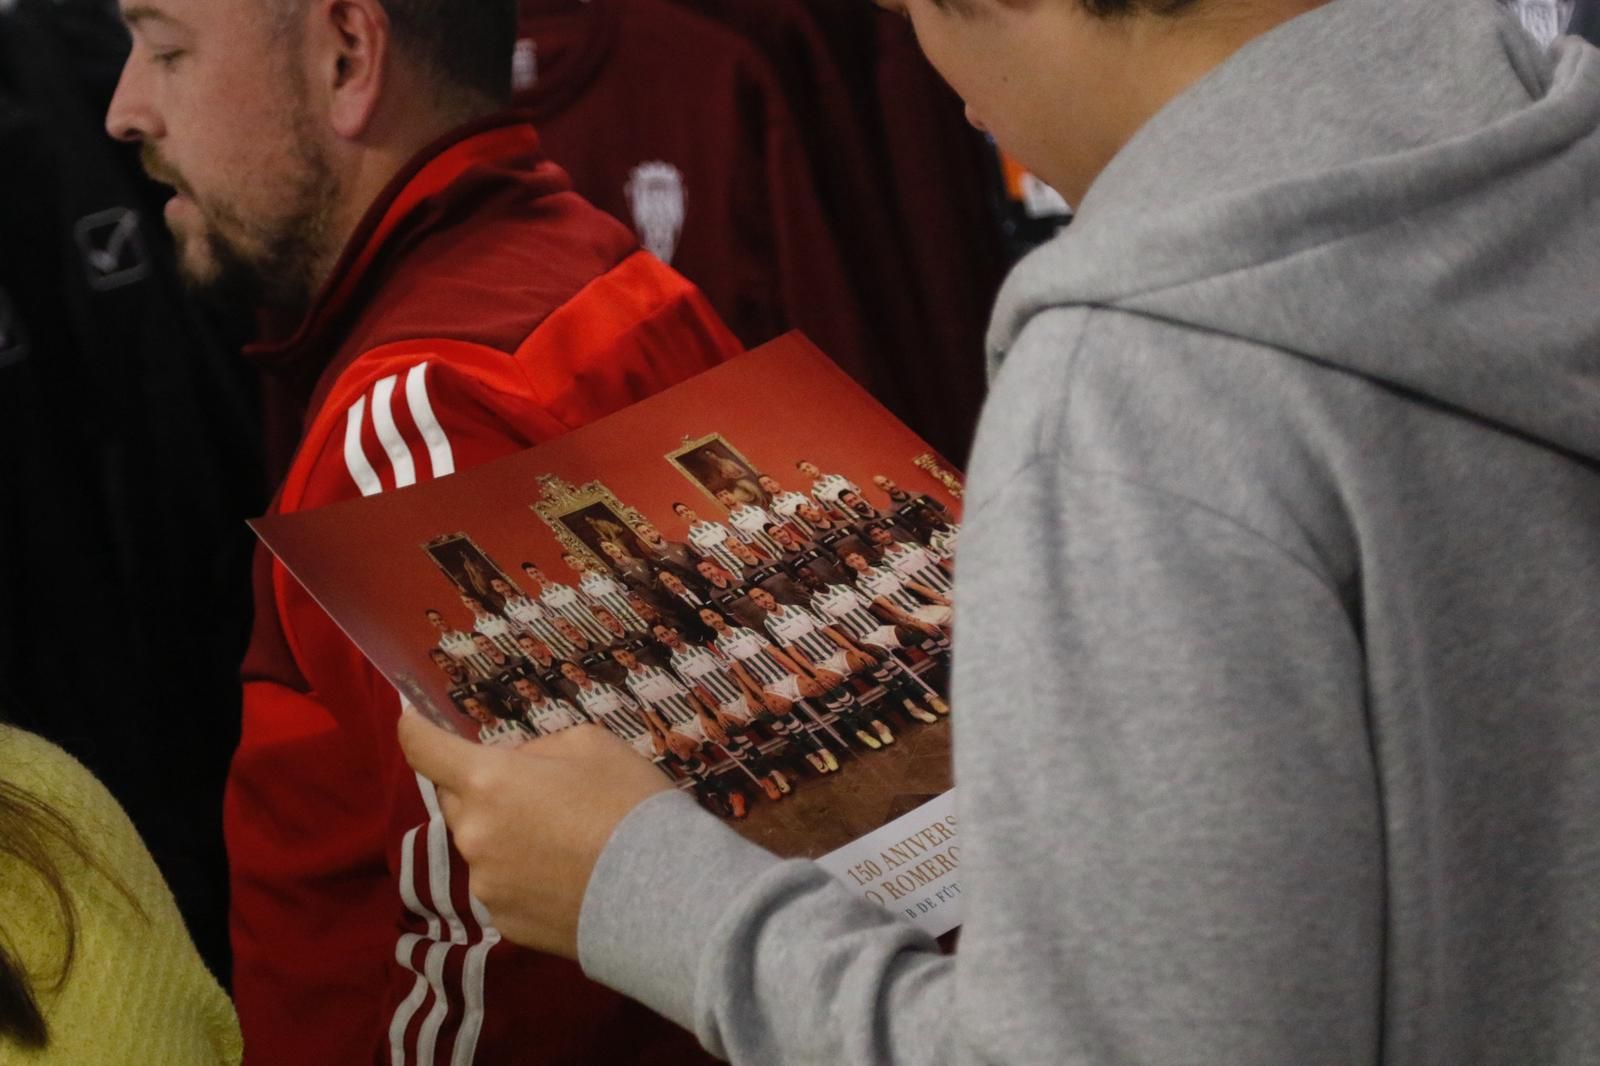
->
579;311;1384;1065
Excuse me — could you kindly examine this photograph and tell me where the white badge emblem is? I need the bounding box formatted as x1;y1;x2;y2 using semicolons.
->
74;206;150;291
625;161;687;266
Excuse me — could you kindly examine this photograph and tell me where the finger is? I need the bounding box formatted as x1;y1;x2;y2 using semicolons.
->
397;709;484;790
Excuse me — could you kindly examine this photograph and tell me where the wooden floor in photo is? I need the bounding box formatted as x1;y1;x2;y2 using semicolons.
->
727;714;954;859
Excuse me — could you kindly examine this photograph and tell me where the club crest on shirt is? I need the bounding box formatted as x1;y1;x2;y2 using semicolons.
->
511;38;538;92
625;161;687;266
0;284;29;369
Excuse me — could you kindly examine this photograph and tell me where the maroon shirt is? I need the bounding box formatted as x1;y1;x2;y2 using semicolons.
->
514;0;881;397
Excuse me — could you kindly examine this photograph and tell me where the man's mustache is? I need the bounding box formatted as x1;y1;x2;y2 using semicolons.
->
140;145;195;199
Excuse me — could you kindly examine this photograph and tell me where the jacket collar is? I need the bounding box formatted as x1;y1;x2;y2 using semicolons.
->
244;112;552;392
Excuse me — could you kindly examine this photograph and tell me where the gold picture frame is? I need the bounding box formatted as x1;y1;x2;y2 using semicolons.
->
529;475;653;574
421;532;518;613
665;432;769;508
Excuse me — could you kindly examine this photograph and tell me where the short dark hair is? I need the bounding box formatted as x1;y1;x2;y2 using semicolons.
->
383;0;516;107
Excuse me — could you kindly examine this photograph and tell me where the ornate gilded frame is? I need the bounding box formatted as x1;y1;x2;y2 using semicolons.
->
664;432;768;507
529;475;652;574
421;532;517;613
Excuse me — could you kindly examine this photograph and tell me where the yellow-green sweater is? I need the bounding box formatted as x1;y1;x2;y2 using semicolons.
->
0;726;242;1065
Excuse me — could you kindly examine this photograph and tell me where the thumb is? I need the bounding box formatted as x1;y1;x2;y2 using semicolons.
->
397;708;483;790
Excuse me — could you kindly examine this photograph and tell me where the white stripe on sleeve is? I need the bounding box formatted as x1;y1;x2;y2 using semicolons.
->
406;362;456;479
372;374;418;489
418;774;467;943
413;942;453;1065
389;933;429;1066
343;395;384;497
450;896;502;1066
389;824;439;1064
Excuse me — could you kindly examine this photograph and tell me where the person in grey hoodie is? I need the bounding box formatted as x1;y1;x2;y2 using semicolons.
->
397;0;1600;1062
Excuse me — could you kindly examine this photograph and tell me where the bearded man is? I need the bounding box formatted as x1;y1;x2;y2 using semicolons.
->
106;1;738;1062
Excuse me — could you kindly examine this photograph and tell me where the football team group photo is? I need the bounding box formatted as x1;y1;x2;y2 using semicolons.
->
408;447;960;849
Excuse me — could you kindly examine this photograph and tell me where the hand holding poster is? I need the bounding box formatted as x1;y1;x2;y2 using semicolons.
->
252;334;966;935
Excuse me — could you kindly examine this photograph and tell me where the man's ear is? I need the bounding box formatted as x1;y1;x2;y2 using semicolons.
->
310;0;390;140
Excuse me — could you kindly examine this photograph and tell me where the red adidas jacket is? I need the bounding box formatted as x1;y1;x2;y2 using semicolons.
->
226;114;737;1065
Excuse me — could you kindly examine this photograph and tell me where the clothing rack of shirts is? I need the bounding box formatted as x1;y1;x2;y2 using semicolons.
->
513;0;1009;464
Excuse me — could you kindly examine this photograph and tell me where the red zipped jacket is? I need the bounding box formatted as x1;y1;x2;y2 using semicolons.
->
226;113;736;1065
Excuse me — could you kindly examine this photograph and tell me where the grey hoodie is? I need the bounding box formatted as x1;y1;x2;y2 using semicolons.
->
578;1;1600;1062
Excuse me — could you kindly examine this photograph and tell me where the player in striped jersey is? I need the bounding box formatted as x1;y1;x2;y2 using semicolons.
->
793;501;854;550
450;631;500;681
510;632;569;687
428;647;472;689
796;459;862;520
612;647;752;815
927;522;960;562
462;594;527;661
715;488;786;560
522;563;614;645
427;650;485;720
591;608;652;660
651;623;791;797
760;474;823;538
673;501;751;576
506;675;586;738
567;553;652;633
547;611;601;659
746;587;896;751
871;474;959;543
425;608;480;671
837;489;881;523
698;607;839;775
487;575;525;611
797;571;948;722
693;559;758;627
867;524;955;596
460;692;536;749
765;522;812;564
624;591;666;632
503;567;582;658
469;633;525;686
841;550;953;645
726;537;771;574
559;661;661;762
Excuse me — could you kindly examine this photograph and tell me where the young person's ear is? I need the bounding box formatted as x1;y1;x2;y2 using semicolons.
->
311;0;390;140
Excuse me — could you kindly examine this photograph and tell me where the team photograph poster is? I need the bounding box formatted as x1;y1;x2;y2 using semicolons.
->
253;334;968;935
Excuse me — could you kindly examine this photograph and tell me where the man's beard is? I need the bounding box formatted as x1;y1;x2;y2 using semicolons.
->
142;123;338;319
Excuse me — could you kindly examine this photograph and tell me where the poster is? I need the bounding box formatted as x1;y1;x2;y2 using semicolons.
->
254;335;968;934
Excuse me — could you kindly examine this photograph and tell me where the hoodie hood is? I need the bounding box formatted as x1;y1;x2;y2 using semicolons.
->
988;0;1600;462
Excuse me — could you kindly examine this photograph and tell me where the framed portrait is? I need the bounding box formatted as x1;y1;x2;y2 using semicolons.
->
666;433;769;507
529;475;653;577
422;532;517;613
